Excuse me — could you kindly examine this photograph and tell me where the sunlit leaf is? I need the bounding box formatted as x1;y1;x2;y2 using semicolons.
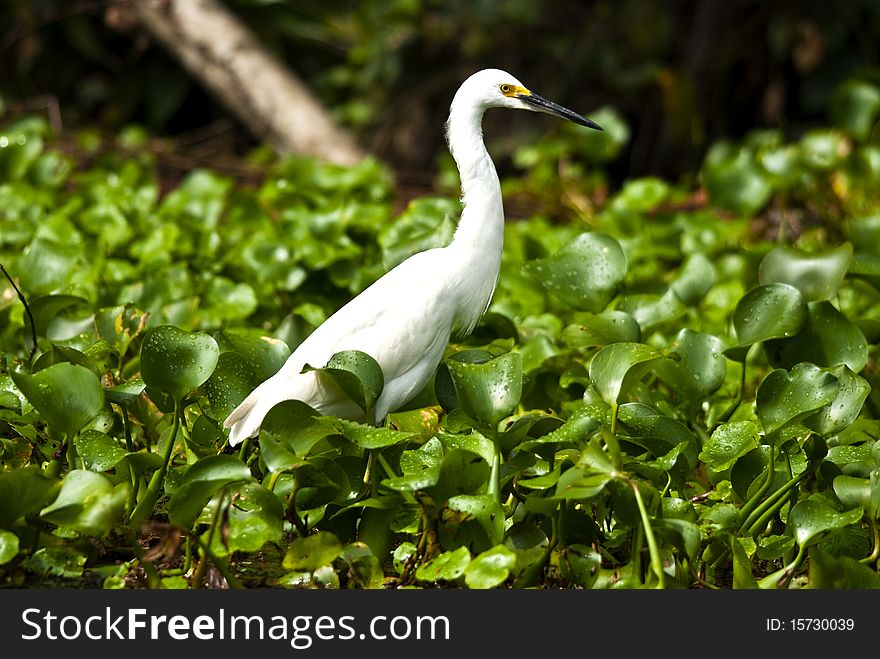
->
140;325;219;401
589;342;664;406
523;232;626;312
758;244;852;302
11;362;104;438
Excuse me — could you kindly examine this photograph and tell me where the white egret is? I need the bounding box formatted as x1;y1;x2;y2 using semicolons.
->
224;68;601;445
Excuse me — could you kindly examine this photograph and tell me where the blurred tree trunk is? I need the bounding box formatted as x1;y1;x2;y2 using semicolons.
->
134;0;365;165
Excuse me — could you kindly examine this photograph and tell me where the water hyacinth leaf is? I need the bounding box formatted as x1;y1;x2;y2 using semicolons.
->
559;544;601;588
40;470;129;536
788;498;863;548
283;531;343;572
702;147;772;215
203;351;257;422
804;366;870;436
464;545;517;589
332;417;418;449
589;342;664;407
212;481;283;554
522;232;626;312
0;530;19;565
699;420;762;471
104;380;146;407
167;455;253;528
0;466;60;528
758;244;852;302
25;294;90;339
764;301;868;373
845;215;880;255
428;451;491;503
727;283;807;359
440;494;505;551
757;535;796;561
654;518;701;561
11;362;104;438
756;363;839;435
519;405;604;450
415;546;471;583
304;350;384;416
830;81;880;142
561;311;641;348
618;288;687;334
339;543;384;589
617;402;699;468
833;475;880;518
443;351;522;426
140;325;219;401
76;430;128;472
731;536;758;589
661;329;726;397
214;328;291;382
808;546;880;589
258;435;305;473
670;253;717;304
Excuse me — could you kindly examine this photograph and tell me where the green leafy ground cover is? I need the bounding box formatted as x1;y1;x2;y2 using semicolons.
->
1;80;879;589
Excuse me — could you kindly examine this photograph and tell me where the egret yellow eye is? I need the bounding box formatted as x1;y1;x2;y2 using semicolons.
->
500;84;512;94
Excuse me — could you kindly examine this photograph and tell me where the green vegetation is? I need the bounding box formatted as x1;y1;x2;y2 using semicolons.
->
1;78;879;589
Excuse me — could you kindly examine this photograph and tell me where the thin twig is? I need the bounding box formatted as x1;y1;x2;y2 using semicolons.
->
0;263;38;360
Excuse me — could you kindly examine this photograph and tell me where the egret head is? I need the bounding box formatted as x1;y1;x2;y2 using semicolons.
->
456;68;602;130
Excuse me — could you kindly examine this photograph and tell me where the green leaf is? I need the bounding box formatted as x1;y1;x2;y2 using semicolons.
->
339;542;384;588
76;430;129;472
833;474;880;518
561;311;641;348
40;470;128;536
0;530;19;565
765;301;868;373
282;531;343;572
203;351;257;422
558;544;601;588
589;342;664;407
464;545;517;589
167;455;253;528
11;362;105;438
523;232;626;312
788;498;863;548
439;494;504;551
660;329;726;397
758;244;852;302
756;363;839;435
727;283;807;359
670;253;717;304
757;535;796;560
803;365;870;436
304;350;384;416
140;325;219;401
415;546;471;582
0;466;60;528
212;481;283;554
699;420;762;471
442;351;522;426
830;81;880;142
702;146;772;215
214;328;291;382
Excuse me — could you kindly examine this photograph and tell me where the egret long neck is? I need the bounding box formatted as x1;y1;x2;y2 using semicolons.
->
446;100;504;332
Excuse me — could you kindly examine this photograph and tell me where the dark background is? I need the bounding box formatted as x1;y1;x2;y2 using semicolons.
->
2;0;879;187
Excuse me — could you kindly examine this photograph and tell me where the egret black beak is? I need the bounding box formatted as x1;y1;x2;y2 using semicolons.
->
518;93;602;130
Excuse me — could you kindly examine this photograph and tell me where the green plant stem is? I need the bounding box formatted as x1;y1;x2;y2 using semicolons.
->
860;516;880;565
715;359;747;428
130;398;181;524
630;479;665;589
603;421;623;470
193;490;226;588
488;437;502;505
375;452;416;505
736;442;776;529
743;470;806;536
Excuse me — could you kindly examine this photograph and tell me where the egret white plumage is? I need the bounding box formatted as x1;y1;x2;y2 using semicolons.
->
224;68;601;446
